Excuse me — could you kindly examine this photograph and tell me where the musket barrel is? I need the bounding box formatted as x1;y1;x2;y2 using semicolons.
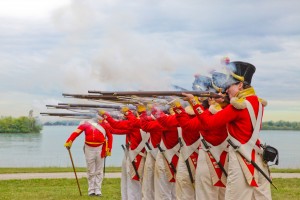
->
57;103;122;109
62;93;128;100
40;112;94;117
88;91;222;98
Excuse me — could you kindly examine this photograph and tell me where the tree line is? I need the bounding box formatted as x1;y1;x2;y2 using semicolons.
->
262;120;300;130
0;116;42;133
44;120;80;126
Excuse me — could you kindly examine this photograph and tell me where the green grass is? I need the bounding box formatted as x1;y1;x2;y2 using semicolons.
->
0;178;121;200
0;167;122;174
272;178;300;200
0;178;299;200
270;168;300;173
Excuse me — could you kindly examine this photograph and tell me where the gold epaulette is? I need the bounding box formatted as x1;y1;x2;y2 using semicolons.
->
230;97;247;109
209;103;223;114
231;96;268;109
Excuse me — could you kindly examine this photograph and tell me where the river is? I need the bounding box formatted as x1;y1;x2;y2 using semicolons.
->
0;126;299;168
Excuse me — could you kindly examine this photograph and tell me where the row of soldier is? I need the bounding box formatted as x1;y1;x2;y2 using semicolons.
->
64;61;273;199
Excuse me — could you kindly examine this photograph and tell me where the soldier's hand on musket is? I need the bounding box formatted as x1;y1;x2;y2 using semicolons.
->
168;98;181;108
120;106;130;115
208;97;216;105
64;141;72;149
182;93;202;107
136;104;146;114
98;109;108;118
181;93;195;101
214;92;225;104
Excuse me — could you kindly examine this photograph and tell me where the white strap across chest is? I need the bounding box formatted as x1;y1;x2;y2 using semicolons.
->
228;100;263;162
87;121;107;138
159;127;181;163
128;129;150;162
178;128;200;161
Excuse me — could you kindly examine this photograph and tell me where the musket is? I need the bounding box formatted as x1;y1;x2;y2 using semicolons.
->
58;103;123;109
40;112;122;120
157;144;177;174
46;105;118;115
58;103;136;110
227;139;278;190
62;93;141;104
40;112;94;119
46;105;100;113
46;105;71;109
201;139;228;177
121;144;140;180
88;90;222;98
171;84;188;91
62;93;120;100
178;137;194;184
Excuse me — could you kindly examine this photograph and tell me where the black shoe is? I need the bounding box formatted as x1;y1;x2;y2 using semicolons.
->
89;193;95;196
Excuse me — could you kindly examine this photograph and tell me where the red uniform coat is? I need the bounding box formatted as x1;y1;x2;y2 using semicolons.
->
139;111;162;147
154;112;180;181
105;111;142;150
66;121;113;158
195;95;261;145
193;95;263;187
172;107;200;146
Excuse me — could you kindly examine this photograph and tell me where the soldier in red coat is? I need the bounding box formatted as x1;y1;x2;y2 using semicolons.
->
171;73;229;200
64;118;113;197
170;101;200;200
151;107;180;200
99;107;147;200
183;61;271;200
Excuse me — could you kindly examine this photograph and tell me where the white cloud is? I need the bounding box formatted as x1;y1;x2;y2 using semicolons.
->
1;0;300;121
0;0;71;20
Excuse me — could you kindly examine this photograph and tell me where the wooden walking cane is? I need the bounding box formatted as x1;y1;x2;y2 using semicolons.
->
67;148;82;196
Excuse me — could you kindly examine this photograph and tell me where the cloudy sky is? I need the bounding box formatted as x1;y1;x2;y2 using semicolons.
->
1;0;300;122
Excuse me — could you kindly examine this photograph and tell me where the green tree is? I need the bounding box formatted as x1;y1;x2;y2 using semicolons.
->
0;116;42;133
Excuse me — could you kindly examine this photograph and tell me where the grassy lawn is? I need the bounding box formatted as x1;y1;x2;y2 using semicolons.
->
0;178;299;200
0;178;121;200
270;168;300;173
272;178;300;200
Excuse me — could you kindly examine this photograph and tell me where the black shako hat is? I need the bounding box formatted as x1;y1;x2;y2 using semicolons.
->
192;75;212;91
227;61;256;85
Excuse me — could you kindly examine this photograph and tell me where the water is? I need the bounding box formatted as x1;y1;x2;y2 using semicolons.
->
0;126;299;168
0;126;125;168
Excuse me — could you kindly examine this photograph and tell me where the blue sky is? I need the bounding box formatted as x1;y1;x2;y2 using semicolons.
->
1;0;300;122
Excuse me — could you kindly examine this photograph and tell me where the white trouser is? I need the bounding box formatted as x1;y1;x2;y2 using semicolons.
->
176;153;196;200
142;152;156;200
121;154;128;200
84;144;104;196
195;149;225;200
225;146;272;200
126;156;142;200
154;151;176;200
